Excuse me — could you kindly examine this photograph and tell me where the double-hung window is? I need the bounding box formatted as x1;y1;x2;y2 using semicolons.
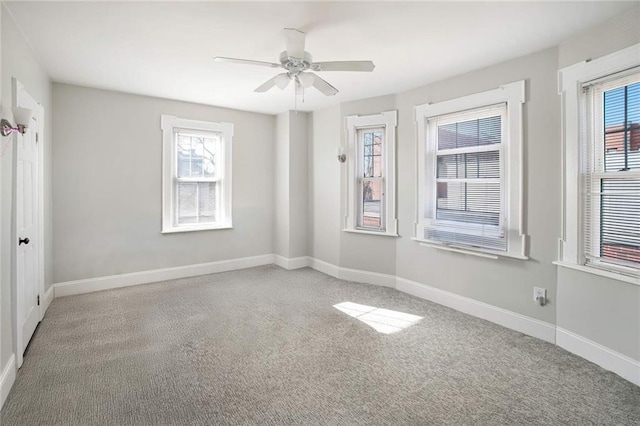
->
415;81;526;259
344;111;398;236
161;115;233;233
584;73;640;272
558;44;640;283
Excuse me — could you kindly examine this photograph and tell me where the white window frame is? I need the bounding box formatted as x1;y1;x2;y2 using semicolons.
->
557;43;640;285
414;80;527;260
344;110;398;237
161;115;233;233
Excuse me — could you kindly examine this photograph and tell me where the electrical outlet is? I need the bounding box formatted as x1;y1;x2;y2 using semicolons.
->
533;287;547;306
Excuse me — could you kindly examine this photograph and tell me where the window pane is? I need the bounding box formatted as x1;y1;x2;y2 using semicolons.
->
604;131;627;171
436;181;500;226
191;137;205;177
177;182;197;224
361;179;382;229
203;137;216;178
361;130;383;178
438;115;501;150
628;82;640;125
198;182;217;222
437;151;500;179
177;136;191;178
177;182;217;225
604;87;625;128
600;179;640;265
603;81;640;171
177;134;218;178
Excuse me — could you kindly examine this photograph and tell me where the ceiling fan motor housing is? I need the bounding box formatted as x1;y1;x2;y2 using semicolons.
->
279;51;314;74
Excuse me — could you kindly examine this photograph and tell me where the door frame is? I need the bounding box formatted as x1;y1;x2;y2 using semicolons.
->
11;78;45;368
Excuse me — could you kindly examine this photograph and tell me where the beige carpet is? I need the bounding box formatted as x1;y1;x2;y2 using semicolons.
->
2;265;639;425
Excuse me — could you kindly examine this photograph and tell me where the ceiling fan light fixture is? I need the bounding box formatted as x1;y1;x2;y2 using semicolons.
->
298;73;314;88
275;74;291;90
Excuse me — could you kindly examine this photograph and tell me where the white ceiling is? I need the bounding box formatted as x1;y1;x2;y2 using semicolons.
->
5;1;638;115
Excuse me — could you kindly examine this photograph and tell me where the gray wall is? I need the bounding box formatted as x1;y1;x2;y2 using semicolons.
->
310;105;341;266
312;49;561;324
395;47;560;325
555;7;640;361
274;111;309;259
274;112;290;257
52;84;274;283
1;7;53;370
340;95;397;276
289;112;309;258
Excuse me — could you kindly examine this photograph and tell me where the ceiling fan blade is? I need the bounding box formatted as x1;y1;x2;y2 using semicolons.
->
255;73;290;92
311;61;375;72
213;57;281;68
284;28;305;59
308;73;338;96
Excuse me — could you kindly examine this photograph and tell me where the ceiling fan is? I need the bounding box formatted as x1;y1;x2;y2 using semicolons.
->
213;28;375;97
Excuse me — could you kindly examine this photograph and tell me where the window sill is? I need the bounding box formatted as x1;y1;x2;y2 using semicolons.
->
162;224;233;234
412;238;528;261
342;228;399;238
554;261;639;286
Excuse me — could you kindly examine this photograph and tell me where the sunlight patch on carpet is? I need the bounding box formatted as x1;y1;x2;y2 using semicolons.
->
333;302;422;334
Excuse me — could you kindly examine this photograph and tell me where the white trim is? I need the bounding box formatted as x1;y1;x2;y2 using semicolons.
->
161;114;233;233
339;267;396;288
342;228;399;237
554;261;639;286
396;277;556;343
556;327;639;387
13;79;45;369
558;44;640;275
414;80;527;258
274;255;312;270
310;258;341;278
344;110;398;236
42;284;54;315
0;354;16;409
54;254;274;297
306;257;395;287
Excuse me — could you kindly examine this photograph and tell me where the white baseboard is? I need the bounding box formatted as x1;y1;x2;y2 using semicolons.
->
274;255;312;270
54;254;275;297
42;284;54;315
311;258;340;278
556;327;640;387
339;267;396;288
308;258;395;288
1;354;16;409
396;277;557;344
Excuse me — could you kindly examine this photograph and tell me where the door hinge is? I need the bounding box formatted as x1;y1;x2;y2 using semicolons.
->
37;294;40;306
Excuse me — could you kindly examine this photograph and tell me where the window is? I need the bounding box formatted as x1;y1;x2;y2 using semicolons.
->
558;43;640;284
415;81;526;259
584;74;640;271
161;115;233;233
344;111;397;236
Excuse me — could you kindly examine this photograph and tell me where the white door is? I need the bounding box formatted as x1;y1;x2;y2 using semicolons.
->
15;82;44;367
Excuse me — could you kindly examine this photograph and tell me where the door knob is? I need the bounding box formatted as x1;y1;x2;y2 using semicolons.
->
19;237;30;245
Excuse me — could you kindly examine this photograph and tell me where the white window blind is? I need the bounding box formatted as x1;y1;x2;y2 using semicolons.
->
424;105;506;251
583;71;640;272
